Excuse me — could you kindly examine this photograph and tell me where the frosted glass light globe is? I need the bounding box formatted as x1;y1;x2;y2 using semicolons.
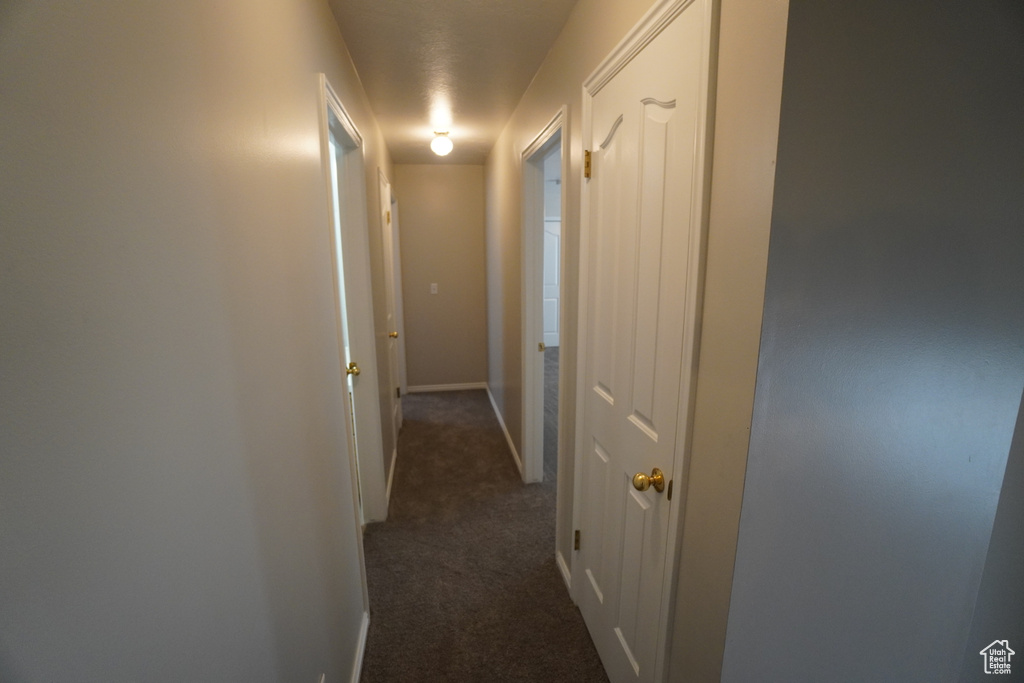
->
430;132;453;156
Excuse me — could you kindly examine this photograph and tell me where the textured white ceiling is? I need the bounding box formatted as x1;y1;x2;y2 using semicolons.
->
327;0;579;164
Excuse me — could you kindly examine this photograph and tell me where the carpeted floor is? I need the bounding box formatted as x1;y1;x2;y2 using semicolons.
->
360;388;608;682
543;346;559;482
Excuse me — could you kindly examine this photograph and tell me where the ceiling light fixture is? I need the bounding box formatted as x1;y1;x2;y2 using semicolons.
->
430;132;453;156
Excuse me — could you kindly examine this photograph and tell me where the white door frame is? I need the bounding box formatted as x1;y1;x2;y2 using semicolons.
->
571;0;716;678
318;74;389;525
522;107;568;484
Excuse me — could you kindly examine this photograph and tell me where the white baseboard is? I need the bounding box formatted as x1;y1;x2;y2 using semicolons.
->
385;446;398;503
486;385;523;476
407;382;488;393
556;550;572;593
349;611;369;683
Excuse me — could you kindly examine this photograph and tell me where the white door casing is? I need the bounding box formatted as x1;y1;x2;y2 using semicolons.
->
572;1;714;681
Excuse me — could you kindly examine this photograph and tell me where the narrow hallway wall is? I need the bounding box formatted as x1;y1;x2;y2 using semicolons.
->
0;1;393;680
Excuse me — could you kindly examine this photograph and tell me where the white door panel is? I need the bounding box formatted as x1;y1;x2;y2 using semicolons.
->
378;173;403;445
543;298;559;343
576;1;712;680
543;222;561;347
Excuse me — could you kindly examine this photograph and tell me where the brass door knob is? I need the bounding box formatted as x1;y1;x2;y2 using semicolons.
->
389;331;399;338
346;362;361;376
632;468;665;493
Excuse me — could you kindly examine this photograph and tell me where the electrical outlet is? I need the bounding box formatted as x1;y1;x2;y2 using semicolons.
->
430;282;438;294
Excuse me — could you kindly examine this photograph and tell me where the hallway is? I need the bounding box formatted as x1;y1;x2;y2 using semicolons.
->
360;391;607;682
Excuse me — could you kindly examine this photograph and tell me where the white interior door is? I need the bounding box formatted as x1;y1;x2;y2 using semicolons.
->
574;1;713;680
378;172;403;441
390;197;409;396
321;75;388;525
543;220;561;348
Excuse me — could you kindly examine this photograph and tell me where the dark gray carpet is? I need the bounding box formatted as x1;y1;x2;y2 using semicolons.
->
360;389;608;682
543;347;559;482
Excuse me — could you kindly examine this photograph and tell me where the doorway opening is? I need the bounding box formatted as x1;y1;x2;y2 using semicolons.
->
521;108;571;585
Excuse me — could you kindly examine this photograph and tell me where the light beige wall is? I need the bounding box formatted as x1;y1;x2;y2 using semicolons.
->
485;0;789;678
0;1;392;680
394;165;488;387
484;0;655;571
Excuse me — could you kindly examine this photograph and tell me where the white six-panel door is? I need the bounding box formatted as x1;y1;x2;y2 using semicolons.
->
378;172;403;444
543;219;561;348
574;1;713;680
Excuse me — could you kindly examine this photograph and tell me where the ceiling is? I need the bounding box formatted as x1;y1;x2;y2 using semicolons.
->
327;0;579;164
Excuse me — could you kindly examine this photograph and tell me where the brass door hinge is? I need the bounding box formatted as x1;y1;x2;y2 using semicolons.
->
396;386;401;399
583;150;592;179
574;529;581;550
385;210;391;224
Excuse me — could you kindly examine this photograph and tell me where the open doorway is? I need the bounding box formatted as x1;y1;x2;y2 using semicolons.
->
521;108;570;583
540;147;561;483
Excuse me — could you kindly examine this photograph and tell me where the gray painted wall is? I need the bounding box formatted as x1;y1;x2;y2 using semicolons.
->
722;1;1024;680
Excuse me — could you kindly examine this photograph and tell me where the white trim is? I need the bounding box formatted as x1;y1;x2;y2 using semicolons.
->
556;550;572;592
407;382;488;393
486;385;524;476
583;0;697;96
385;446;398;502
522;107;566;159
348;611;370;683
323;78;363;149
